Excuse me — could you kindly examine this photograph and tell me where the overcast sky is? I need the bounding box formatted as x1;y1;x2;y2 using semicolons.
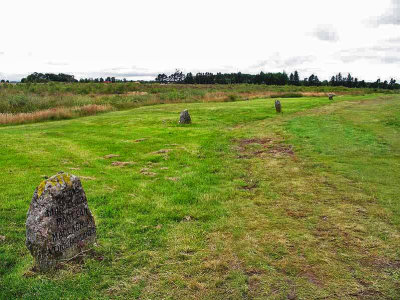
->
1;0;399;81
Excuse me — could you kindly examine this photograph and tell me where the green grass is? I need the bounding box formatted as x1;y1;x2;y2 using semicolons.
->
1;94;400;299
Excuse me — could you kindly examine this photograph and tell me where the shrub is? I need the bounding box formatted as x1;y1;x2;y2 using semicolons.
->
271;93;303;98
226;94;240;102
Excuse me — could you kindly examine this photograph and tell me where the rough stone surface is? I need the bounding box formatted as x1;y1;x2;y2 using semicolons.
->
179;109;191;124
275;100;282;113
26;172;96;270
328;93;335;100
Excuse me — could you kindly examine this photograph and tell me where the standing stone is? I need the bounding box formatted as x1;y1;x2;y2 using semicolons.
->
26;172;96;271
275;100;282;113
328;93;335;100
179;109;191;124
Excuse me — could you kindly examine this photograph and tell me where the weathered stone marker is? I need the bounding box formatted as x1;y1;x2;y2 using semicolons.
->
179;109;191;124
328;93;335;100
26;172;96;270
275;100;282;113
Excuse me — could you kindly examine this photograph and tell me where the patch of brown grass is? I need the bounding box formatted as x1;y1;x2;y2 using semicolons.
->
166;177;179;181
111;161;135;167
79;176;96;181
104;154;120;159
140;168;157;176
0;104;112;125
134;138;147;143
153;149;172;154
236;137;295;158
78;104;112;116
125;91;148;96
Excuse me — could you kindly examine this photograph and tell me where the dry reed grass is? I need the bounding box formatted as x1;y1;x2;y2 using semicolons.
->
0;104;112;125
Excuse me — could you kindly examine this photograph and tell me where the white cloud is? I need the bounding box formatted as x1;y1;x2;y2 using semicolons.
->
312;25;339;42
46;61;69;66
386;37;400;43
337;44;400;67
371;0;400;26
250;55;315;71
284;56;315;66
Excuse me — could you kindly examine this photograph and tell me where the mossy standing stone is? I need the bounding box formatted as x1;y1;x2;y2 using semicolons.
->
179;109;191;124
26;172;96;271
275;100;282;113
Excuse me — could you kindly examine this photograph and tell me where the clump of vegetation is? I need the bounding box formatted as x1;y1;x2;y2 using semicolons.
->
20;72;77;83
225;94;240;102
270;92;303;98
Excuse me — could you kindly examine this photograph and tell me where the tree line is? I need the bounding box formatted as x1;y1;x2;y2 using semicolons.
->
16;71;400;90
21;72;77;83
20;72;133;83
78;77;130;83
156;70;400;89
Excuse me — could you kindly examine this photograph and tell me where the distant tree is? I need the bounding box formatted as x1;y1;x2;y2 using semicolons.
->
168;69;185;83
293;71;300;86
155;73;168;83
389;78;396;89
184;72;195;84
308;74;315;85
329;76;335;86
375;79;381;89
345;73;353;87
336;73;342;84
21;72;77;83
236;72;243;84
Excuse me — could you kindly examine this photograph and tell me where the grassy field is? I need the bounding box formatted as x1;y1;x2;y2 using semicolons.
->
1;83;397;125
1;94;400;299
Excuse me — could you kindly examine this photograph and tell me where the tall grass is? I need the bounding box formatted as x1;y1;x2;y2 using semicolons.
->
0;104;112;125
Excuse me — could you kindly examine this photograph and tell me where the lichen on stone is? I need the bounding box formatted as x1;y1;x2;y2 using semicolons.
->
37;173;72;197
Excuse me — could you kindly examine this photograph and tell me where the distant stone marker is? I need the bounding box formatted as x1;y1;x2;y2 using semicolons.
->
179;109;191;124
26;172;96;271
275;100;282;113
328;93;335;100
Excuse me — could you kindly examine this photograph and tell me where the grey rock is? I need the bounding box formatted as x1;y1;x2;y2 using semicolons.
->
275;100;282;113
26;172;96;271
179;109;191;124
